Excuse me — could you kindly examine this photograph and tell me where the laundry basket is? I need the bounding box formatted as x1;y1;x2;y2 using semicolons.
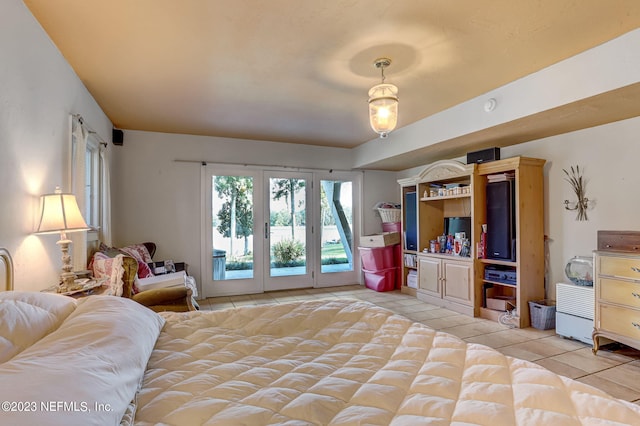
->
378;208;401;223
528;300;556;330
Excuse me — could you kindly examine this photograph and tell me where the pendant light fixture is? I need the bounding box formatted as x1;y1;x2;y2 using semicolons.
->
368;58;398;138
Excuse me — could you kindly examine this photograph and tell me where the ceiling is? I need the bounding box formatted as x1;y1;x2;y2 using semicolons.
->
24;1;640;160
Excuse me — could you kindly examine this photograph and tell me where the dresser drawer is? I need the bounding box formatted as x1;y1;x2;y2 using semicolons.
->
599;278;640;308
598;303;640;340
599;256;640;281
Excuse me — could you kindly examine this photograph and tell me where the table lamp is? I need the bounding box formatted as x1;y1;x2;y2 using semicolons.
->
35;186;90;292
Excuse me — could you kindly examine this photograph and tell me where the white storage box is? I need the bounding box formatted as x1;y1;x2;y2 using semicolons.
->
137;271;186;292
360;232;400;247
406;270;418;289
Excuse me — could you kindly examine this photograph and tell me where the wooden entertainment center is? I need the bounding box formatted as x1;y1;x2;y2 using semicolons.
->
398;156;546;328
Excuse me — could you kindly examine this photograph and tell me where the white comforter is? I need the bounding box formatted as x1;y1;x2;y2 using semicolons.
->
136;299;640;425
1;294;639;425
0;292;164;426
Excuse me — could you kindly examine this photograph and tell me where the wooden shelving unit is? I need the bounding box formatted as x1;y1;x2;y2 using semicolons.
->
398;156;546;327
475;157;546;328
398;160;478;315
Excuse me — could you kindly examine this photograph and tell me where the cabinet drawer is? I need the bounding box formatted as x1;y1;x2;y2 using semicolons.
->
599;256;640;280
599;278;640;308
598;303;640;341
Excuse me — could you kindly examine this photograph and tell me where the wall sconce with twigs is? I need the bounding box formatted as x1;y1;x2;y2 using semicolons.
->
563;165;589;221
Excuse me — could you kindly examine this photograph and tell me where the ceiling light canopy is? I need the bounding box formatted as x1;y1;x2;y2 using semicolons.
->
368;58;398;139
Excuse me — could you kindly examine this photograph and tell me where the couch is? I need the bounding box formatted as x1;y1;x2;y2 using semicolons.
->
90;242;196;312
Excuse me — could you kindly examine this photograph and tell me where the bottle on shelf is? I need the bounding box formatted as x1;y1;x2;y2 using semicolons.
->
478;224;487;259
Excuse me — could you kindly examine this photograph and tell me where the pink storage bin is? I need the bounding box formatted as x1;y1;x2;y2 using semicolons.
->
382;222;401;233
394;244;402;289
359;246;395;270
363;267;397;292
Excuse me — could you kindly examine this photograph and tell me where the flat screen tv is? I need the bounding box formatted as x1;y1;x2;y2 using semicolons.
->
444;216;471;238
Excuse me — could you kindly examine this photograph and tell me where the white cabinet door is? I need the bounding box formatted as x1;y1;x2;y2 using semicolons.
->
418;256;440;297
443;260;472;306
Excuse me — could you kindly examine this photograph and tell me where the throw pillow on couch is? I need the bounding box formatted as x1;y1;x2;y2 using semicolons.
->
89;243;156;295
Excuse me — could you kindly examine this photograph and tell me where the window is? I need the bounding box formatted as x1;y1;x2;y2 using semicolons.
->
84;136;101;228
70;115;111;271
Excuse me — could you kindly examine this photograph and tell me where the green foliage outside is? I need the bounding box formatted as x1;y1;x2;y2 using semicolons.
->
225;242;348;270
214;176;253;256
272;239;305;267
320;242;348;264
271;178;306;239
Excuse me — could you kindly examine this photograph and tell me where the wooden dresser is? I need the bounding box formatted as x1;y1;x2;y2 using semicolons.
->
592;250;640;354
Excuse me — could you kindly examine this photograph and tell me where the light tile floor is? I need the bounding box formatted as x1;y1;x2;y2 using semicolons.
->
202;285;640;404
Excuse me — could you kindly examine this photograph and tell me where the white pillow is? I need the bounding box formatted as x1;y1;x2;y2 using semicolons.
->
0;291;77;363
0;295;165;426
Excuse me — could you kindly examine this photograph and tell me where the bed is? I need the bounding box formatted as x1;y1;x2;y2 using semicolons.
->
1;248;640;425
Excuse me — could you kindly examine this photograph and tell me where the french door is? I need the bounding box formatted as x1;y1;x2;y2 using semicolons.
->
264;171;313;291
202;166;264;296
202;165;360;297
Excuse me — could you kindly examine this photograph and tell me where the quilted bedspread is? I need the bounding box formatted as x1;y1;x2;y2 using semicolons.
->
135;300;640;425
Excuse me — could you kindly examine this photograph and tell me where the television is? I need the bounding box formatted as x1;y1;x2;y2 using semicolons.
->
444;216;471;238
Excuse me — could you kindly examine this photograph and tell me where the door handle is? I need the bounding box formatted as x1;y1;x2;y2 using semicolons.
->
265;222;269;239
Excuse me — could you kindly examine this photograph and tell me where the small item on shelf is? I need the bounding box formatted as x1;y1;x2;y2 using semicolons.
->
438;235;446;253
406;270;418;289
454;232;467;255
403;253;417;268
460;239;471;257
446;235;453;254
484;265;517;285
478;224;487;259
74;269;92;279
487;172;515;183
454;241;461;255
565;256;594;286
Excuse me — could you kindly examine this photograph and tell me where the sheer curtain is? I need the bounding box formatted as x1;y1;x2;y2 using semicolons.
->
71;115;88;271
70;114;113;270
99;144;112;245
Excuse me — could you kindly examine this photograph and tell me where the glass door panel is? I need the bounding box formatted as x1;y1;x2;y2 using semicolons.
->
316;173;360;287
264;171;313;291
203;167;264;297
320;180;353;273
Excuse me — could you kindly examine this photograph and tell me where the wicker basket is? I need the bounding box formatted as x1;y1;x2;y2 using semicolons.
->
528;300;556;330
378;208;401;223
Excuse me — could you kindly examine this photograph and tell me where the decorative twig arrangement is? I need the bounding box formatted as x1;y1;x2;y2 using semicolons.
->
563;165;589;221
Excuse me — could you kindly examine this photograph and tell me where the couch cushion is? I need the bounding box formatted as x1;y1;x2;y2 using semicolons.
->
120;244;154;278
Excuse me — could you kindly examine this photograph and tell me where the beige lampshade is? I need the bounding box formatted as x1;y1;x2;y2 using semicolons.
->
35;187;89;234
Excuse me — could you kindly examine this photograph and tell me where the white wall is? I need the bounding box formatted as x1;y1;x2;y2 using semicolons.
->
362;170;401;235
0;0;112;291
111;130;399;289
500;116;640;298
